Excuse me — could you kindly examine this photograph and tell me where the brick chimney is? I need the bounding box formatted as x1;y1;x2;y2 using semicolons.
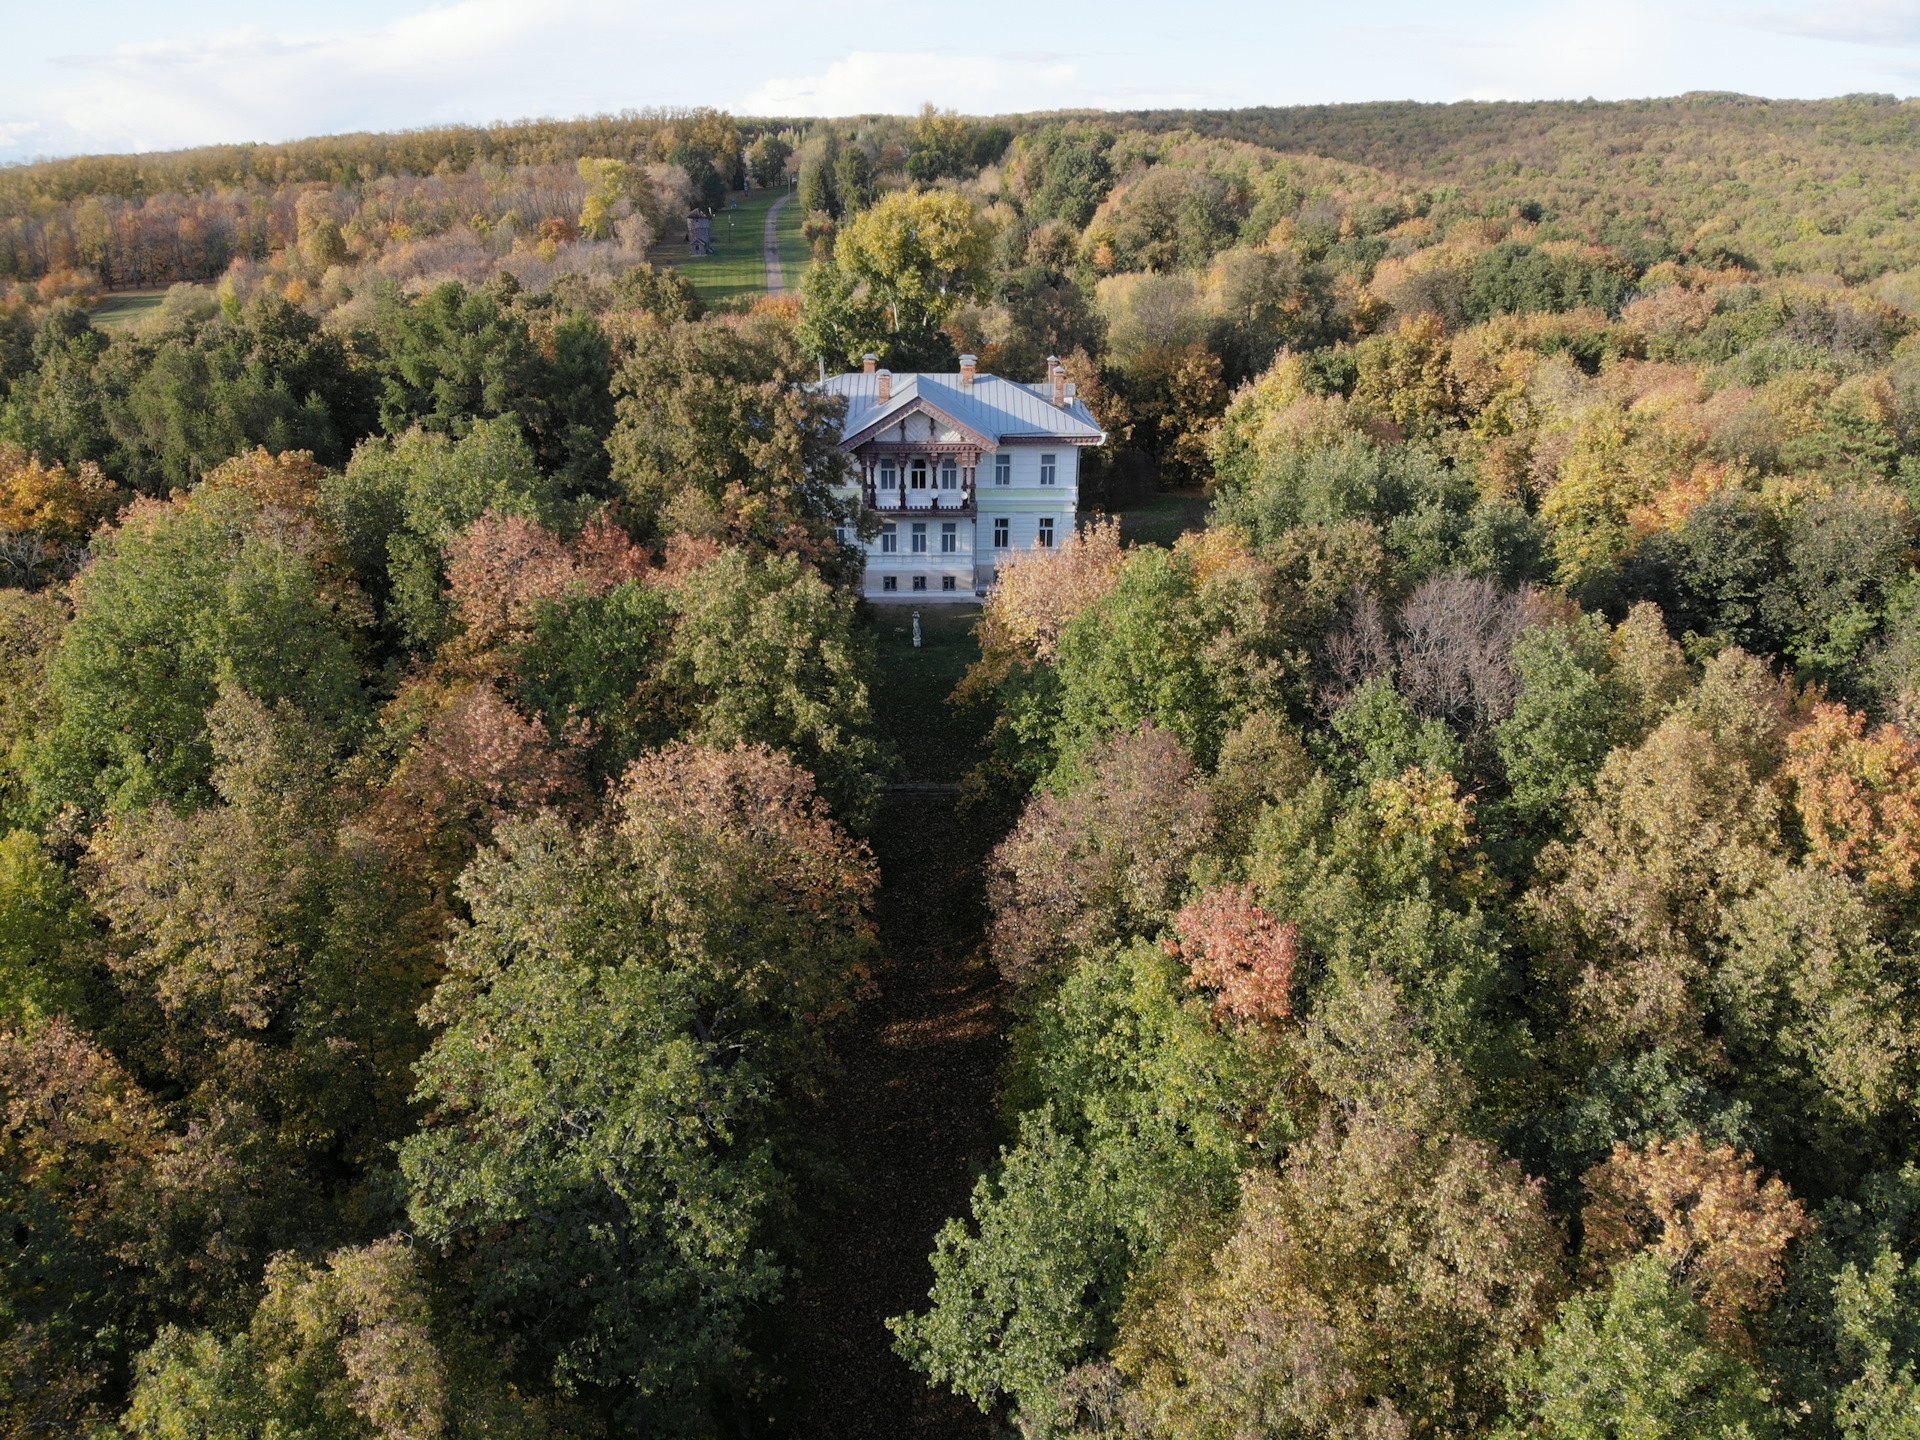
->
862;353;877;374
877;369;892;403
1051;364;1066;407
959;353;977;385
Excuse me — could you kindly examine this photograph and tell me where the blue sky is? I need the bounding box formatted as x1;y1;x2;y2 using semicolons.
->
4;0;1920;163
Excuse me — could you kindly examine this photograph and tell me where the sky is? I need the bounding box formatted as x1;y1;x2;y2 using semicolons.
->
4;0;1920;164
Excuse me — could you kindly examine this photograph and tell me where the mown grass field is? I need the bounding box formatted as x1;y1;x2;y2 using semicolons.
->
867;603;986;786
776;190;812;292
1102;489;1212;548
89;290;168;329
646;187;802;308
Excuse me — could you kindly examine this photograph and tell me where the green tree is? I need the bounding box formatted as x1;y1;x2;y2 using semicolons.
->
664;548;886;824
833;144;875;216
605;312;861;577
510;578;675;787
798;129;841;220
401;743;875;1426
85;685;442;1174
1506;1253;1781;1440
746;134;792;190
1051;536;1283;777
0;830;96;1026
796;190;993;371
124;1238;545;1440
669;143;728;213
1121;979;1563;1440
0;589;66;831
892;939;1263;1433
1017;124;1116;229
29;452;369;817
373;279;613;489
325;417;574;653
103;290;375;493
0;305;113;477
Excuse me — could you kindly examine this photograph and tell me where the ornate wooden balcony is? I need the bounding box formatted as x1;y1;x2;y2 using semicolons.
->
861;481;976;518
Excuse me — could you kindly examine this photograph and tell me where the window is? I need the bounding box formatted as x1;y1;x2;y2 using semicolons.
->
882;575;897;592
940;457;958;489
992;517;1009;548
912;575;927;591
834;525;851;545
942;576;957;591
880;523;897;554
910;458;928;490
910;522;927;554
940;522;957;554
1040;453;1057;486
1038;517;1055;548
994;453;1011;486
880;460;897;490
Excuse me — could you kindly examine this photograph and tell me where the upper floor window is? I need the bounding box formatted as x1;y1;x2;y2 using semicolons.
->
994;453;1011;486
1037;517;1055;548
992;517;1010;548
940;457;958;490
911;521;928;554
940;522;958;553
834;525;851;545
1040;454;1057;486
910;458;928;490
880;523;898;554
879;460;897;490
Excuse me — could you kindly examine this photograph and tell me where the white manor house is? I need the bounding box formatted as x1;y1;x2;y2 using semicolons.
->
821;354;1105;600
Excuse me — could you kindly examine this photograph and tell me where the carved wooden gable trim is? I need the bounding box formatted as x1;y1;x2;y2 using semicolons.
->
842;397;992;452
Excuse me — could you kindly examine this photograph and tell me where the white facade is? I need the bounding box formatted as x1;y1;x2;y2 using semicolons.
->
819;359;1105;600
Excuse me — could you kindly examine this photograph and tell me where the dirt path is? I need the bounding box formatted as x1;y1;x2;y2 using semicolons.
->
777;609;1005;1438
765;193;793;295
779;792;1005;1437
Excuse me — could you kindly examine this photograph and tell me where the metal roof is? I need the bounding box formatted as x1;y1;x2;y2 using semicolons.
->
820;371;1106;446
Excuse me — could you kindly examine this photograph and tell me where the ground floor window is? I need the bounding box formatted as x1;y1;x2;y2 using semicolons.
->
881;524;897;553
942;576;957;591
912;575;927;591
882;575;897;591
911;522;927;554
992;517;1009;548
941;522;957;553
1038;517;1055;548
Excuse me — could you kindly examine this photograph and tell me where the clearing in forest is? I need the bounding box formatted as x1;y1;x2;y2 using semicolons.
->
780;604;1004;1440
647;186;809;307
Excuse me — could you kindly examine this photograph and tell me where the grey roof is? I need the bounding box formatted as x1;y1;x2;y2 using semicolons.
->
820;371;1106;446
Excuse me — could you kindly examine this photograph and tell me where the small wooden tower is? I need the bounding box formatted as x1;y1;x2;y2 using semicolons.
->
686;210;713;256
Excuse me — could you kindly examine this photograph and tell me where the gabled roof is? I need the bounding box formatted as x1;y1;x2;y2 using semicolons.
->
820;371;1106;448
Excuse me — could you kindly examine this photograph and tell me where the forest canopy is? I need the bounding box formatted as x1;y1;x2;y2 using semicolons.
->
7;92;1920;1440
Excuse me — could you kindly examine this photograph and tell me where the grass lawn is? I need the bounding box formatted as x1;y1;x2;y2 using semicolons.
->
867;603;987;785
645;188;794;308
775;191;812;292
89;290;168;330
1096;489;1213;548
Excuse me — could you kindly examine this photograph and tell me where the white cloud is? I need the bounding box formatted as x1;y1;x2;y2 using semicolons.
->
739;49;1213;117
1738;0;1920;44
1338;0;1693;101
3;0;775;158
